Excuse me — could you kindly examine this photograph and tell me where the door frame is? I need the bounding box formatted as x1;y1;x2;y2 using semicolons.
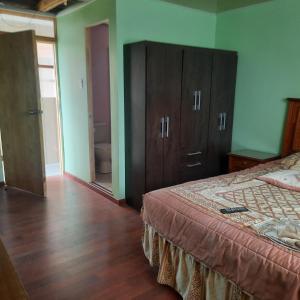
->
52;40;64;175
85;20;111;187
37;39;64;176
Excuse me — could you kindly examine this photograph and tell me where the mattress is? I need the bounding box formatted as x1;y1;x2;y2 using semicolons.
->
142;161;300;300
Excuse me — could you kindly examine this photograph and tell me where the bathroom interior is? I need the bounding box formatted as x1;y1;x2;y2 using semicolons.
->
88;23;112;191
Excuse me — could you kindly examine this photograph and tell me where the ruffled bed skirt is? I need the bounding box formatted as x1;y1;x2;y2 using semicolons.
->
143;223;257;300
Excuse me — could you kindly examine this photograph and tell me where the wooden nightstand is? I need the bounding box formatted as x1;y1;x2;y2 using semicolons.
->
228;149;279;173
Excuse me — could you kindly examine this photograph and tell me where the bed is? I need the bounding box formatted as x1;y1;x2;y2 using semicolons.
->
142;99;300;300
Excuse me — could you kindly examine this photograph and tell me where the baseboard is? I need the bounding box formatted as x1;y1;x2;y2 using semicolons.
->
64;172;126;206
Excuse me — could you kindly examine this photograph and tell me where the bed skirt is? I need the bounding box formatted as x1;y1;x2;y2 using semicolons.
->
143;223;257;300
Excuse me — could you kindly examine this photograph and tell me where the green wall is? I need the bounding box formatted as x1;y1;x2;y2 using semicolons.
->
2;0;296;190
216;0;300;154
56;0;121;196
58;0;300;199
57;0;216;199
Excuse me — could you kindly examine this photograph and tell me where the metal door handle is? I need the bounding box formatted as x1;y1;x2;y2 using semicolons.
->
27;109;43;115
165;116;170;138
193;91;197;111
186;162;202;168
222;112;227;130
197;91;201;111
219;113;223;131
187;151;202;156
160;117;164;138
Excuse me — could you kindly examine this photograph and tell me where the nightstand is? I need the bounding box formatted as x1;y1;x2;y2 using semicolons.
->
228;149;279;173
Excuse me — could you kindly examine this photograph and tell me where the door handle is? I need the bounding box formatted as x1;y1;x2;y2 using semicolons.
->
193;91;197;111
165;116;170;138
218;113;223;131
27;109;43;116
160;117;164;138
197;91;201;111
222;112;227;130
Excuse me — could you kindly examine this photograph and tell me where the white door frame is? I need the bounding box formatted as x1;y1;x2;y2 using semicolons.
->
85;20;111;185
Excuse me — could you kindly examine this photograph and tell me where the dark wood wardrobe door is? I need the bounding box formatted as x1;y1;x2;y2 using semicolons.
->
146;43;182;191
180;48;212;182
124;43;147;210
207;51;238;176
162;46;183;188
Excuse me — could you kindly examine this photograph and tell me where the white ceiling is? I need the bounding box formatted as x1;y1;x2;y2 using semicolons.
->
161;0;273;13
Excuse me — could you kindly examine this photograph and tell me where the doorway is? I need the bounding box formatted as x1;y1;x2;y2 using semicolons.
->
0;34;62;188
86;23;112;192
0;31;46;195
37;41;62;177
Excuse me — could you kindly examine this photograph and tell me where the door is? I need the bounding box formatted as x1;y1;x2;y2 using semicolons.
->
162;45;182;188
0;31;45;196
207;51;238;176
146;43;182;191
180;48;212;182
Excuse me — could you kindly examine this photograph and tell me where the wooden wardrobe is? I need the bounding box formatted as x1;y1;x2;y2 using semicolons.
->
124;41;238;209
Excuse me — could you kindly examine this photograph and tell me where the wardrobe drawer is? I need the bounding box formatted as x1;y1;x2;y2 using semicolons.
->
181;152;207;182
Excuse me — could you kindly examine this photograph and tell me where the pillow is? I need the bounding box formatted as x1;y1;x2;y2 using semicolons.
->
280;152;300;170
257;170;300;192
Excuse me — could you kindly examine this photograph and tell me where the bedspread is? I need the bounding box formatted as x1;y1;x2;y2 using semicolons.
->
142;161;300;300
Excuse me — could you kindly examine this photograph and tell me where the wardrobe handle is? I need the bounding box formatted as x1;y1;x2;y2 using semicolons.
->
218;113;223;131
186;162;202;168
222;112;227;130
160;117;165;138
193;91;197;111
165;116;170;138
187;151;202;156
197;91;201;111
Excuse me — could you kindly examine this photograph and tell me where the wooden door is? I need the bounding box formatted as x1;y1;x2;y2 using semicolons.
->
0;31;45;196
207;51;238;176
146;43;182;191
161;45;182;188
180;48;212;182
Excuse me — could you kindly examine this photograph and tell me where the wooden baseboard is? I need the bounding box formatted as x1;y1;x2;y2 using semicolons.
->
64;172;126;206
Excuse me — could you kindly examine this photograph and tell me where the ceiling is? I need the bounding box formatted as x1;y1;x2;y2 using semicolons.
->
0;0;90;14
0;0;272;15
162;0;272;12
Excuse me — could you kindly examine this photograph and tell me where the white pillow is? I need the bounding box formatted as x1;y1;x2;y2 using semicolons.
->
257;170;300;192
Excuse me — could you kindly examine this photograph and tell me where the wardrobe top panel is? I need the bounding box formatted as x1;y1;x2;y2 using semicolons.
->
124;41;238;56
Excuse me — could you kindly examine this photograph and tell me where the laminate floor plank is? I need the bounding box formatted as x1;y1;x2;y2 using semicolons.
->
0;176;180;300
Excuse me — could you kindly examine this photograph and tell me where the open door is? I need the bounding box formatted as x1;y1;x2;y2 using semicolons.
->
0;31;46;196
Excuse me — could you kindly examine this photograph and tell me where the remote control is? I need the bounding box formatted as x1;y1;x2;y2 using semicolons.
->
220;207;249;214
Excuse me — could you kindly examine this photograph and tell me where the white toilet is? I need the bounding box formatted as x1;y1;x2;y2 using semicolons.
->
94;123;111;173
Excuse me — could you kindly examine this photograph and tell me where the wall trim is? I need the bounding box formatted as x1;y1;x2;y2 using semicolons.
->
64;172;126;206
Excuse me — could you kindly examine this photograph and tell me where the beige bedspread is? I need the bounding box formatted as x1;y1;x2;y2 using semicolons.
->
142;161;300;300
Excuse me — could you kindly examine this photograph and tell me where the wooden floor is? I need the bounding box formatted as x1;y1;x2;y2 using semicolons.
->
0;176;180;300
